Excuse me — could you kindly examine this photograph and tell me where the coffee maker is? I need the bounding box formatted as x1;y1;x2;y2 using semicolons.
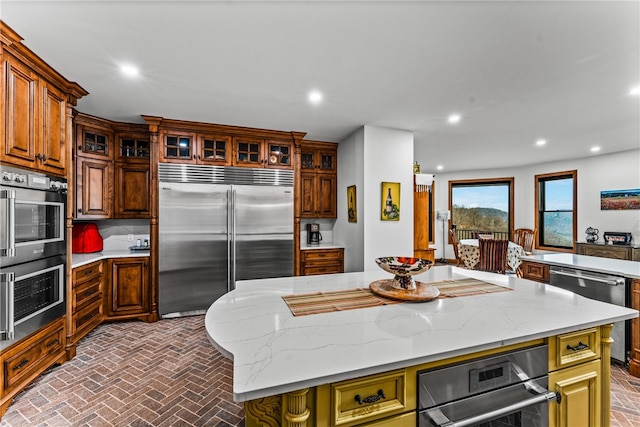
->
306;223;321;246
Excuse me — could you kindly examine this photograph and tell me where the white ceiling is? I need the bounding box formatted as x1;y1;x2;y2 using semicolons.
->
2;0;639;173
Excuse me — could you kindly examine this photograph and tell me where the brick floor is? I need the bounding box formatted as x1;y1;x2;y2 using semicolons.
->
1;316;639;426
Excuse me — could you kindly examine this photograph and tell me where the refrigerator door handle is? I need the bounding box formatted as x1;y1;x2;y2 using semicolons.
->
230;189;237;291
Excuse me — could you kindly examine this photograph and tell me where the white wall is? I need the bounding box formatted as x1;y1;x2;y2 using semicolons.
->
335;125;414;272
425;149;640;260
335;127;365;272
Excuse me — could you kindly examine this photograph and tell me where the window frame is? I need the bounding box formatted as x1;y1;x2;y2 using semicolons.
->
448;177;514;242
534;170;577;253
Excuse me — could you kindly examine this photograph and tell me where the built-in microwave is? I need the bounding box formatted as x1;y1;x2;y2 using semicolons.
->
1;164;67;266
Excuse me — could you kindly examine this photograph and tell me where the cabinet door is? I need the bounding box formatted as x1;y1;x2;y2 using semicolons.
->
198;133;232;165
106;258;149;317
114;162;151;218
316;174;336;218
316;147;337;173
160;131;196;163
116;134;150;162
234;136;264;167
1;55;38;168
549;360;601;427
300;172;317;217
76;124;112;159
264;140;293;169
40;81;67;176
76;156;112;218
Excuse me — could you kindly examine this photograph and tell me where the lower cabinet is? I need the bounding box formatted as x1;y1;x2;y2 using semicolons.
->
68;260;104;357
549;360;601;427
244;326;611;427
300;248;344;276
105;257;150;320
0;316;66;419
577;242;639;261
519;260;550;283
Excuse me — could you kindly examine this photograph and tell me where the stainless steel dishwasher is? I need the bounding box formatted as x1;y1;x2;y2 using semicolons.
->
549;266;629;363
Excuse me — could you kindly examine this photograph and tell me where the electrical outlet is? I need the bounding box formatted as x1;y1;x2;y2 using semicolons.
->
128;234;134;242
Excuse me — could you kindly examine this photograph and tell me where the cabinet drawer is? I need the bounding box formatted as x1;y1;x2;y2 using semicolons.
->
3;319;64;389
72;260;103;286
549;328;600;371
331;369;407;426
303;264;343;276
73;278;102;309
72;298;102;340
302;248;343;262
520;261;549;283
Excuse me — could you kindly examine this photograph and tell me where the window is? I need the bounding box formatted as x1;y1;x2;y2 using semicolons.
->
535;170;577;251
449;178;514;240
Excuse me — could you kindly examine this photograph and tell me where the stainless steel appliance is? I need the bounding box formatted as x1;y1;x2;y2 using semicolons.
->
306;223;321;246
550;266;629;363
1;164;67;350
158;164;294;317
418;345;558;427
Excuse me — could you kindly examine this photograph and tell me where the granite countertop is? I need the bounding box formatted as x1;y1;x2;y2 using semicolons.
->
71;249;150;268
521;253;640;279
204;266;638;402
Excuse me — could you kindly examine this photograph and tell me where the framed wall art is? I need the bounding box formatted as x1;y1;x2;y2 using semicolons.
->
347;185;357;223
381;182;400;221
600;188;640;210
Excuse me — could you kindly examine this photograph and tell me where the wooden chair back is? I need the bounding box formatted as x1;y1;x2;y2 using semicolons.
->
477;238;509;274
449;229;461;266
513;228;536;254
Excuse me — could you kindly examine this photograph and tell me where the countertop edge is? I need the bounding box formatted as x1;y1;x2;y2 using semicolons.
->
71;250;150;268
521;253;640;279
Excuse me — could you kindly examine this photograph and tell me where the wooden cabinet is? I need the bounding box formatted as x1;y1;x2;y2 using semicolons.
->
105;257;151;320
68;261;103;356
300;248;344;276
549;360;601;427
414;248;435;263
75;114;151;219
0;316;66;419
519;260;550;283
158;127;294;170
300;141;337;218
577;242;640;261
628;279;640;377
0;44;86;176
114;162;151;218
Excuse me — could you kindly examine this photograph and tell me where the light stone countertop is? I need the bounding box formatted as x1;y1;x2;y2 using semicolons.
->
71;249;150;268
521;253;640;279
204;265;638;402
299;243;345;250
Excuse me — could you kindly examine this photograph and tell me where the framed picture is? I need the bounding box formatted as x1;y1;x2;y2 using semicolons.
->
381;182;400;221
347;185;357;222
600;188;640;210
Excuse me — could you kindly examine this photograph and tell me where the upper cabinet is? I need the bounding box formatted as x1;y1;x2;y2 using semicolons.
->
74;113;151;219
300;141;338;218
153;117;300;170
1;23;88;177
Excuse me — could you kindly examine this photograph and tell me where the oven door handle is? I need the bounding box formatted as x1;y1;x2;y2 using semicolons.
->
550;269;625;286
0;189;16;257
425;384;560;427
0;272;15;341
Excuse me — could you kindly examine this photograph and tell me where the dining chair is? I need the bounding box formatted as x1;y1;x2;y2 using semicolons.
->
477;238;509;274
513;228;536;255
449;229;462;266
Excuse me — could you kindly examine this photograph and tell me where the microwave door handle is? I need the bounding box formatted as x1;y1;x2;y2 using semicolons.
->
0;189;16;257
424;384;560;427
0;272;15;340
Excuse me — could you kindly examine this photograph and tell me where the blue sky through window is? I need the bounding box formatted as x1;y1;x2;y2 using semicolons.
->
452;186;509;212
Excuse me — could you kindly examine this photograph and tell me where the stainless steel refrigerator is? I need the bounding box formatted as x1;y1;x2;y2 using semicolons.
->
158;164;294;317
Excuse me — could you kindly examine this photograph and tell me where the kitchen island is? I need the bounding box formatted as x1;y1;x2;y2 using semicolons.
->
205;266;638;426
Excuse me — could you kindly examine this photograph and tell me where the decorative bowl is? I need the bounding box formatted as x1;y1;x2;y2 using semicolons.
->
375;256;433;291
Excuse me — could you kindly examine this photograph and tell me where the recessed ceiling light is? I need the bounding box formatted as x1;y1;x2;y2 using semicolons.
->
448;114;461;124
536;139;547;146
308;90;323;104
436;165;444;171
590;146;601;153
630;86;640;96
120;64;139;77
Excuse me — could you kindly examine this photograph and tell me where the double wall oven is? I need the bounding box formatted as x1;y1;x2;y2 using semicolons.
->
0;164;67;350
